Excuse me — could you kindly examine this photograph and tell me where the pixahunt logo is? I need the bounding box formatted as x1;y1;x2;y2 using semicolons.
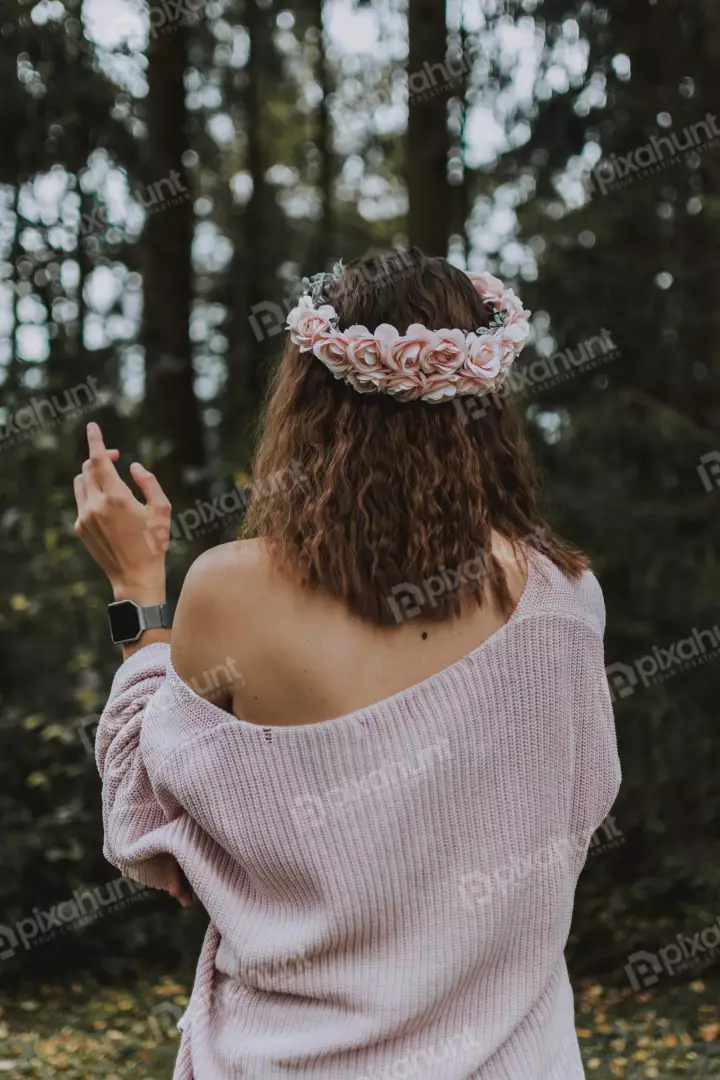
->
460;818;624;912
505;329;618;395
0;376;102;449
408;39;481;104
353;1028;483;1080
80;171;189;236
455;329;618;425
148;0;205;38
698;450;720;492
144;462;308;555
625;915;720;991
585;113;720;197
387;556;490;625
587;814;624;857
606;623;720;701
459;833;579;911
0;877;148;961
386;525;551;624
187;657;245;702
292;739;451;829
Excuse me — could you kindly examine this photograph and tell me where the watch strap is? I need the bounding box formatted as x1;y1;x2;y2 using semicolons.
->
140;603;172;631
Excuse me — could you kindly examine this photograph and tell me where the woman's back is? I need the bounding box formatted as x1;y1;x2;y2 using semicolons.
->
170;532;529;727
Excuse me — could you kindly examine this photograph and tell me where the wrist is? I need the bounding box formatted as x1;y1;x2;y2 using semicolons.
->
112;578;166;605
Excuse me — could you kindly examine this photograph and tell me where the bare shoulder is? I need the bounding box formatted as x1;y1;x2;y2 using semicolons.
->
171;538;280;705
180;537;275;598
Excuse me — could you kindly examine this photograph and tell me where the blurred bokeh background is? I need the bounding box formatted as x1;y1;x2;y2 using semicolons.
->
0;0;719;1075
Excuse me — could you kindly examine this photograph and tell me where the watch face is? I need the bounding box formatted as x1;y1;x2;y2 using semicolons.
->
108;601;141;644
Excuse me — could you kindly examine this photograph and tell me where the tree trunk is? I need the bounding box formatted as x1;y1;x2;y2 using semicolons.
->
8;185;22;391
456;19;471;266
222;0;276;465
407;0;451;255
141;23;204;496
244;0;270;410
76;189;91;369
313;0;333;269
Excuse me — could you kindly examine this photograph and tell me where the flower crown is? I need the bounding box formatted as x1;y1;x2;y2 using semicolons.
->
286;263;531;404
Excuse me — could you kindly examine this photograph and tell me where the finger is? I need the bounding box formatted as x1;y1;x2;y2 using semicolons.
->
177;884;193;907
130;463;172;510
178;869;193;905
81;451;121;477
86;422;124;493
73;474;87;516
162;858;183;894
86;420;106;454
87;449;119;460
82;456;118;470
165;861;192;906
82;457;102;496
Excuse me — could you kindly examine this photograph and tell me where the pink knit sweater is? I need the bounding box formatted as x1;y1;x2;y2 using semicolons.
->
97;552;621;1080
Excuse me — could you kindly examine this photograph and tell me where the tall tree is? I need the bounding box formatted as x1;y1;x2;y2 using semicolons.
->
141;24;205;496
406;0;451;254
222;0;279;464
312;0;334;268
447;13;471;264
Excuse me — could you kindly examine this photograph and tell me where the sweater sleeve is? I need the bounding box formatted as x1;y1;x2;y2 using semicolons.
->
568;606;622;877
95;642;182;891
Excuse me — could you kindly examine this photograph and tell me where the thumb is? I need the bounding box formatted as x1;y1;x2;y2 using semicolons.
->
130;462;171;509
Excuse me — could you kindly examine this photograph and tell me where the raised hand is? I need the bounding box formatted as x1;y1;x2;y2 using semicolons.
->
73;422;172;597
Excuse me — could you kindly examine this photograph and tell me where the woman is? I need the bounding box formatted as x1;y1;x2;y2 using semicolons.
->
74;249;621;1079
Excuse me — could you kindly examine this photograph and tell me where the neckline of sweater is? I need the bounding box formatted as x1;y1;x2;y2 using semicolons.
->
164;551;544;741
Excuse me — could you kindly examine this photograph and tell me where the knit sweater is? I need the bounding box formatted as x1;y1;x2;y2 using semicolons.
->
96;552;621;1080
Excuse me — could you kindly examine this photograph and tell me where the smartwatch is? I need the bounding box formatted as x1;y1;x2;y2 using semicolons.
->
108;600;172;645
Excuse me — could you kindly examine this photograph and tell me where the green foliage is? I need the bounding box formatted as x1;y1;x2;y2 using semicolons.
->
1;974;719;1075
0;0;717;990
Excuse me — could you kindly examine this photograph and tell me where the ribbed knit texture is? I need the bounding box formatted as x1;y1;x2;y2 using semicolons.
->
96;553;621;1080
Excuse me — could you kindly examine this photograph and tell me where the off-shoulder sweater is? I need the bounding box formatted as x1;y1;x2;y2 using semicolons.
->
96;551;621;1080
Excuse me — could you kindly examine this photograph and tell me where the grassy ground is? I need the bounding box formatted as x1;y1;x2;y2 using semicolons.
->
0;974;719;1078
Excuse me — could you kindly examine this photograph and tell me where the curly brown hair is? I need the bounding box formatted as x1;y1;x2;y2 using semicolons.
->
243;248;588;626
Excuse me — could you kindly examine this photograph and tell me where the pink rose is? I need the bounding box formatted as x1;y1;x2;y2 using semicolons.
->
467;272;505;307
421;381;460;403
313;333;351;378
496;334;519;372
386;323;431;372
506;309;531;333
372;323;430;399
288;296;337;353
466;333;502;380
455;333;501;397
500;289;527;317
345;325;388;390
417;329;467;397
419;329;468;376
382;370;424;401
498;320;531;369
